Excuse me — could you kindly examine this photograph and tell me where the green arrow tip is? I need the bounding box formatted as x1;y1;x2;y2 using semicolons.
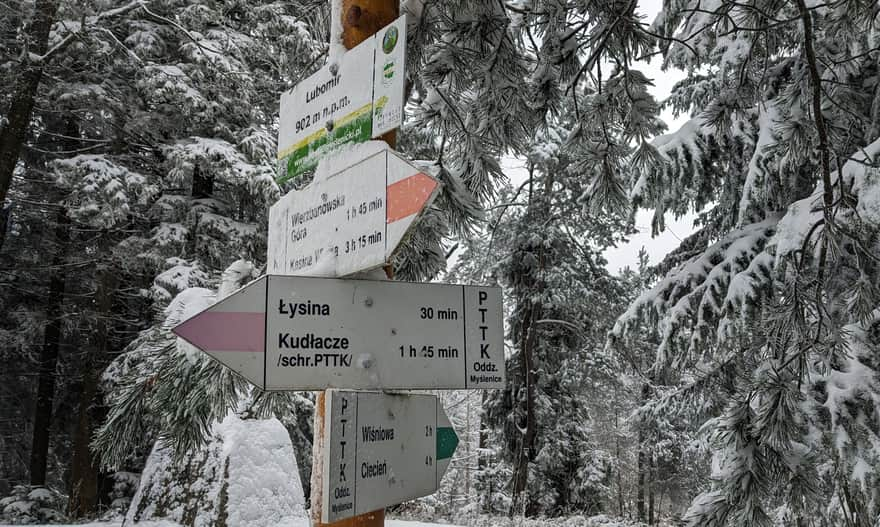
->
437;427;458;460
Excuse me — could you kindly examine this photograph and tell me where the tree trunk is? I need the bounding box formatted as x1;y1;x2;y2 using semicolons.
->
29;206;69;486
0;0;59;252
464;393;471;504
636;441;645;522
615;406;624;517
636;382;651;523
68;269;119;517
648;455;655;525
656;491;663;526
510;165;549;517
478;390;489;512
67;358;100;515
478;391;488;472
187;163;212;258
190;162;214;199
510;288;540;517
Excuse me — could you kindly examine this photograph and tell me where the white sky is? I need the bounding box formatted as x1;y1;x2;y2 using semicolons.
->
601;0;695;274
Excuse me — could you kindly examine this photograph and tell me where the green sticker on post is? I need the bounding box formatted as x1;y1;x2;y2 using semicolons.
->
382;25;398;54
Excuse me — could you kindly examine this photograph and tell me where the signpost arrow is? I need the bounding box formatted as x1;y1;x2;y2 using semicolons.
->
172;275;505;391
268;143;440;278
321;390;458;523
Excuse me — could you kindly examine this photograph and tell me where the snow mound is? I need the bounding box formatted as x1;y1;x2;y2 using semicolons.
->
216;415;306;526
0;485;66;524
126;415;306;527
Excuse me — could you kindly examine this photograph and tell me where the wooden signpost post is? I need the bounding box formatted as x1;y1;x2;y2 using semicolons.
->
321;4;396;527
173;3;506;527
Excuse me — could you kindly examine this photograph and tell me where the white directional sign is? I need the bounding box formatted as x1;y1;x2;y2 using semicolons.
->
268;143;439;277
322;391;457;523
277;15;406;184
172;275;505;391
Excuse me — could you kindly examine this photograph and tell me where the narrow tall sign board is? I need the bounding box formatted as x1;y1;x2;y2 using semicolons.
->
173;275;505;391
277;15;406;183
268;143;439;277
322;391;458;523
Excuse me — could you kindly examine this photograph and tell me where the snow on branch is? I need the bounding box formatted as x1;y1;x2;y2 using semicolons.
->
609;217;778;368
629;116;723;226
737;102;779;226
821;307;880;491
32;1;144;64
53;154;155;228
163;137;272;189
611;135;880;370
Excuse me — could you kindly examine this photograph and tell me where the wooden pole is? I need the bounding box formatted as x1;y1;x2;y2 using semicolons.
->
311;1;398;526
342;0;398;149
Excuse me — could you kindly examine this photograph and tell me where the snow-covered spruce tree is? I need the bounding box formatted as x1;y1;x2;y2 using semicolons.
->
0;111;101;514
6;0;325;517
0;0;324;515
402;0;660;275
395;0;536;280
607;255;709;523
446;113;638;517
609;2;880;525
0;0;171;510
417;0;664;516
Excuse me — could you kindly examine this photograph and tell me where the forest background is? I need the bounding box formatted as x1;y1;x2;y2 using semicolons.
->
1;1;880;526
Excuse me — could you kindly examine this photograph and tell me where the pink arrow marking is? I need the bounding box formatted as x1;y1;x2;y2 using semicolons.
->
386;172;439;223
173;312;265;352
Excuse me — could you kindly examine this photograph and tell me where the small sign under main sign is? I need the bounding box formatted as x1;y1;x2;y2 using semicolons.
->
322;390;458;523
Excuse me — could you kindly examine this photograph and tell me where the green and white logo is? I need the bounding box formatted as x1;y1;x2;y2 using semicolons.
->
382;26;398;54
381;59;395;86
374;95;389;117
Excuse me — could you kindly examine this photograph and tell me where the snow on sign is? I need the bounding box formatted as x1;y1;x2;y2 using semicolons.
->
172;275;505;391
322;391;458;523
277;15;406;184
268;143;439;277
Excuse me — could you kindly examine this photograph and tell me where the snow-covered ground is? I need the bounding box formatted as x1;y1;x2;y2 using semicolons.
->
0;521;459;527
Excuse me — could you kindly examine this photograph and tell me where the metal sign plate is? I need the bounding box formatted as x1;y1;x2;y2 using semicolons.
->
173;275;506;391
267;145;439;277
277;15;406;183
322;391;457;523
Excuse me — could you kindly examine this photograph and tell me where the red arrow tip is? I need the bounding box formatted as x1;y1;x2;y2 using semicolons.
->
173;311;266;353
387;172;439;223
